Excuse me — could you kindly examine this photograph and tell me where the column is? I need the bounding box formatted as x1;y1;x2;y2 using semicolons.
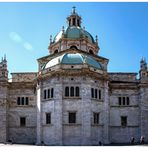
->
36;82;42;145
103;81;110;144
81;84;91;145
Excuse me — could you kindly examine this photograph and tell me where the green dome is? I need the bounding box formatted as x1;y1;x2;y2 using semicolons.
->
44;53;102;70
53;26;95;44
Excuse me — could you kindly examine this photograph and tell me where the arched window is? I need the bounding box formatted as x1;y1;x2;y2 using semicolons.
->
48;89;50;98
44;90;46;99
99;90;101;100
65;87;69;97
70;87;74;97
91;88;94;98
26;97;29;105
77;20;80;27
54;50;58;54
123;97;125;105
127;97;129;105
75;87;79;97
22;97;24;105
73;18;76;26
89;50;94;54
17;97;20;105
95;89;98;99
70;45;77;49
51;88;54;98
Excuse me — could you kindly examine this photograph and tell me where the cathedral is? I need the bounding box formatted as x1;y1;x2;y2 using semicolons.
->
0;7;148;146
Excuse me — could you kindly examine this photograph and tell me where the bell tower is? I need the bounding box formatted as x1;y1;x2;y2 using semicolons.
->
0;55;8;143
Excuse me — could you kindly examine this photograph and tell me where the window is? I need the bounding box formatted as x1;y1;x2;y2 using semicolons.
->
91;88;94;98
54;49;58;53
99;90;101;99
89;50;94;54
48;89;50;98
20;117;26;127
127;97;129;105
70;87;74;97
22;97;24;105
73;18;76;26
77;19;80;26
75;87;79;97
123;97;125;105
118;97;130;106
17;97;29;105
118;97;122;105
70;45;77;49
69;112;76;123
44;90;46;99
95;89;98;99
65;86;80;98
51;88;54;98
94;112;99;124
46;113;51;124
121;116;127;127
26;97;29;105
91;88;101;99
65;87;69;97
43;88;54;99
17;97;20;105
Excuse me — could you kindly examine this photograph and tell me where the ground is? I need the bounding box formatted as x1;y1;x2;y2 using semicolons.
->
0;144;148;147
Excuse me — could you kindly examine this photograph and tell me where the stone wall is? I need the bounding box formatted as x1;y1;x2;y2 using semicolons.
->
109;73;137;82
11;73;37;82
0;83;7;143
139;86;148;142
7;83;36;144
109;83;140;143
39;76;106;145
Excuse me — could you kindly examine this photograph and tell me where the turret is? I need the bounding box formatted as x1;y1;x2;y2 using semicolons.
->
139;58;148;81
67;6;81;27
0;55;8;81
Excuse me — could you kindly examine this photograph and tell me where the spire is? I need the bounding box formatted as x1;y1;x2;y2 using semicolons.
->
50;35;52;45
4;54;6;60
67;7;81;27
96;35;98;43
62;26;65;34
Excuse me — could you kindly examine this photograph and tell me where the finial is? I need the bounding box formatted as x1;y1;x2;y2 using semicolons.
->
96;35;98;43
62;26;64;33
4;54;6;61
141;57;145;63
72;6;76;14
50;35;52;44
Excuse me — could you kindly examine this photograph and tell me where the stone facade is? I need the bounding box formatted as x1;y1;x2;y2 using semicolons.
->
0;7;148;145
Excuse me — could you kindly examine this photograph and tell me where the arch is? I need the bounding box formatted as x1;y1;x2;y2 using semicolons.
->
70;45;78;50
89;49;94;54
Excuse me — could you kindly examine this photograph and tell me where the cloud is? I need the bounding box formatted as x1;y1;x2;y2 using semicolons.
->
9;32;22;43
9;32;33;51
23;42;33;51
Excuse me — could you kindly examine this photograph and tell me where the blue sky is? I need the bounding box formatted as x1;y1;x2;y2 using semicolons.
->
0;2;148;78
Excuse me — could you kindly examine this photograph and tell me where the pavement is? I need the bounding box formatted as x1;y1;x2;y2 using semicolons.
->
0;143;148;147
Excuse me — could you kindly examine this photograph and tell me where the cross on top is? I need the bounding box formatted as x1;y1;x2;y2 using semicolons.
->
72;6;76;13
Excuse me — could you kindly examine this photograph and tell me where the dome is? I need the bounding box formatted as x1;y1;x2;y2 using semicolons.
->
44;53;102;70
53;26;95;44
